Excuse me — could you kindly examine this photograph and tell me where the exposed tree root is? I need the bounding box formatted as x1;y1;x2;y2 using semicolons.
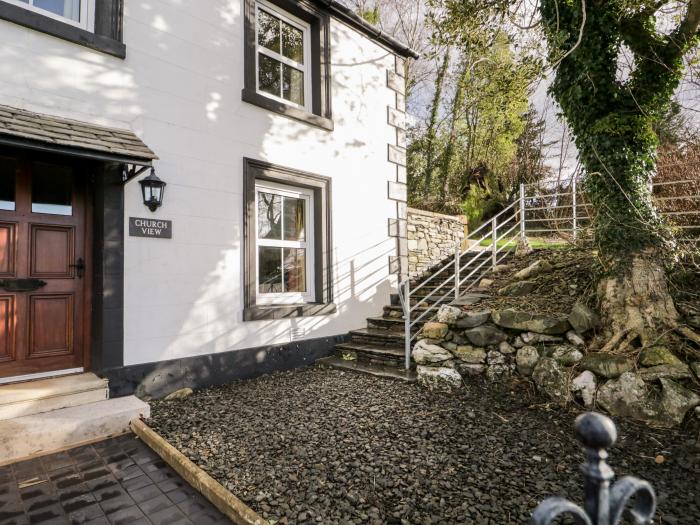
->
599;328;632;354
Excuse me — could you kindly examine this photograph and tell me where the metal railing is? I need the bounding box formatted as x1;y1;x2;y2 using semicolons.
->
397;195;524;369
397;177;700;369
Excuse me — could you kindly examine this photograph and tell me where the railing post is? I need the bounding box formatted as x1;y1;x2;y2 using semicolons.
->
519;183;526;241
491;217;498;268
403;279;411;370
454;243;461;301
572;177;578;242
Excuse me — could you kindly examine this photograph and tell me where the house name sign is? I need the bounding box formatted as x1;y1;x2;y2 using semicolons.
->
129;217;173;239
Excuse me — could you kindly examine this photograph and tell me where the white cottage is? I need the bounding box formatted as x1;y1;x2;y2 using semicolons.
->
0;0;415;437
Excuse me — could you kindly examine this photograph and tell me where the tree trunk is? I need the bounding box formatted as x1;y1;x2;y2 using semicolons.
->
597;250;680;346
422;51;450;196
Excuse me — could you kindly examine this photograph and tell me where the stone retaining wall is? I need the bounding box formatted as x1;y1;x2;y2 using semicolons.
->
407;208;466;277
414;299;700;428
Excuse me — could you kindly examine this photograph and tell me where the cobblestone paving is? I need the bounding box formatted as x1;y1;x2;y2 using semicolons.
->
0;433;230;525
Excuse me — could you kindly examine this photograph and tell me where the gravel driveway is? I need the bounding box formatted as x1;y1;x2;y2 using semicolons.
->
149;367;699;525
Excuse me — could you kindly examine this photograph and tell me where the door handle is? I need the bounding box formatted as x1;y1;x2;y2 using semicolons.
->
0;279;47;292
70;258;85;279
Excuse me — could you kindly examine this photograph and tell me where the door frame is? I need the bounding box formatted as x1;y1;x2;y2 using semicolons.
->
0;146;94;378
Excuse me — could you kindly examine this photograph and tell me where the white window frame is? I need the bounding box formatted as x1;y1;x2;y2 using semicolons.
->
254;0;312;112
2;0;94;31
255;181;315;305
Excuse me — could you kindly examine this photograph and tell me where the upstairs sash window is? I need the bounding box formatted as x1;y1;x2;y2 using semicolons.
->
255;1;310;110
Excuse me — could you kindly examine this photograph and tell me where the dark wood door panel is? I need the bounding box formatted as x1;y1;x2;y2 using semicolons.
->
0;154;89;379
28;294;74;359
0;295;15;363
30;224;75;278
0;222;17;277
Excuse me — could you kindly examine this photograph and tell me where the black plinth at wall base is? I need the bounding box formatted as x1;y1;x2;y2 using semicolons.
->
101;334;349;399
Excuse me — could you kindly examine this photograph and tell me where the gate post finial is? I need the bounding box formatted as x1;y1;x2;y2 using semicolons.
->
530;412;656;525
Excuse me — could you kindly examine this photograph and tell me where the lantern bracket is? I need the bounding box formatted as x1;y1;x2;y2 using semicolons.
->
122;163;151;183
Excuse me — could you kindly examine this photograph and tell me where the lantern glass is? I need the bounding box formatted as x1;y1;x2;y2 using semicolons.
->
139;168;166;212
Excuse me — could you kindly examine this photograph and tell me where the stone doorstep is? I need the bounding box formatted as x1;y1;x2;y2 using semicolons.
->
0;373;109;421
0;396;150;466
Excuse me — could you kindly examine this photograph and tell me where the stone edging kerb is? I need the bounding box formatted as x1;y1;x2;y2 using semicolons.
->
130;419;268;525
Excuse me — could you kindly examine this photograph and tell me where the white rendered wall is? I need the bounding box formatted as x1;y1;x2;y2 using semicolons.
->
0;0;399;365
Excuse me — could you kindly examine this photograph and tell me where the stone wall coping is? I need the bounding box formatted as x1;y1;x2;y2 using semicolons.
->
408;207;468;224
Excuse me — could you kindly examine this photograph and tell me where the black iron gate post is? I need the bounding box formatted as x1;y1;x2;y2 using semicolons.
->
530;412;657;525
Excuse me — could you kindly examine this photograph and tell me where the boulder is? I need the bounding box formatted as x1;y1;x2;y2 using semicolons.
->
455;362;486;376
417;366;463;392
492;264;512;274
639;346;682;367
442;342;457;352
516;346;540;376
598;373;700;427
657;378;700;427
532;358;569;405
580;354;634;379
164;388;193;401
498;341;516;355
464;325;508;346
437;305;463;325
597;373;656;423
454;310;491;329
492;310;570;335
638;364;693;382
551;345;584;366
412;340;453;365
512;336;525;348
452;345;486;364
513;259;553;280
571;371;597;407
486;364;514;381
498;281;537;297
568;303;600;334
515;238;534;257
521;332;564;344
566;331;586;348
478;278;494;288
421;322;449;340
487;350;505;365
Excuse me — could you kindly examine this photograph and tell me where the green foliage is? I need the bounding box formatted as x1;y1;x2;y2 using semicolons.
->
359;7;380;25
408;2;543;220
538;1;700;264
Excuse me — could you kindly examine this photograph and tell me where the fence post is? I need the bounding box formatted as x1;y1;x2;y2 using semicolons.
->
572;177;578;242
519;183;526;241
491;217;498;268
403;280;411;370
454;243;461;301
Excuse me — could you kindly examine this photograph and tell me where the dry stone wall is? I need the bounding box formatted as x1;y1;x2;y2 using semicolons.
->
407;208;466;277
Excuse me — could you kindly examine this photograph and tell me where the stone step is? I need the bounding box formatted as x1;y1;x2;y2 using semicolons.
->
366;316;423;331
0;396;150;465
349;327;406;346
0;373;109;421
317;356;417;382
336;342;406;362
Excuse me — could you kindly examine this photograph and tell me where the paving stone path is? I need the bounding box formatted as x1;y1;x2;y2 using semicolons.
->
0;434;230;525
150;367;699;525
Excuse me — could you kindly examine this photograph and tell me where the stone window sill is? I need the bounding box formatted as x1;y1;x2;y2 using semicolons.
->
243;303;336;321
242;89;333;131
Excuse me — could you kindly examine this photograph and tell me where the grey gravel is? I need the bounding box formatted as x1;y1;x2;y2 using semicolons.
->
149;367;700;525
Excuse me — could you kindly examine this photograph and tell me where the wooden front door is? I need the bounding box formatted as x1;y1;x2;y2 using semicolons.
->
0;154;89;379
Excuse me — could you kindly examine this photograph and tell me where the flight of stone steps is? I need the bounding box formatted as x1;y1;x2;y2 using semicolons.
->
319;250;506;381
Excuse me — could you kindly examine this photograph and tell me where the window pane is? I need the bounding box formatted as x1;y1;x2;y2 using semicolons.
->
34;0;81;21
258;54;282;98
0;158;16;211
257;191;282;240
281;22;304;63
31;162;73;216
283;248;306;293
283;196;305;241
257;9;280;53
283;66;304;106
259;247;283;294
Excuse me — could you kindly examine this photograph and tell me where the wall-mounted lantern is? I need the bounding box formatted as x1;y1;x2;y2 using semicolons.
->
139;168;166;212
